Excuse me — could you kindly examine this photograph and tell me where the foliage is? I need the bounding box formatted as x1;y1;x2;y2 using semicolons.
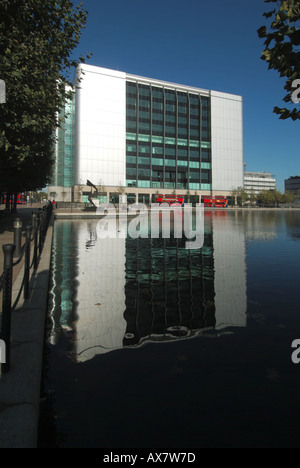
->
257;0;300;120
231;187;296;207
231;186;249;206
256;189;294;206
0;0;90;196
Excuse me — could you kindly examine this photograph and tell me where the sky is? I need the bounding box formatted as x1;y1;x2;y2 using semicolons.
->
75;0;299;192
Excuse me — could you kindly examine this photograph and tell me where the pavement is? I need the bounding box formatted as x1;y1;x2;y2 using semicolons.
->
0;204;54;448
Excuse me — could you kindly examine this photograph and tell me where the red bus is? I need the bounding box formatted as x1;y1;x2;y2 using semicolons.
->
2;193;27;205
156;194;185;206
203;196;228;208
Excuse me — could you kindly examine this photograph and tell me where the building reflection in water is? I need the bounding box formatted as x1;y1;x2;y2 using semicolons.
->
48;211;247;362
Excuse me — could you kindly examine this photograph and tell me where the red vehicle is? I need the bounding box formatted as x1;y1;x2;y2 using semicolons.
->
3;193;27;204
203;196;228;208
156;194;185;206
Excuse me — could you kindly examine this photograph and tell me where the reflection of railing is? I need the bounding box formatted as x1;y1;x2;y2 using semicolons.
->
0;203;53;373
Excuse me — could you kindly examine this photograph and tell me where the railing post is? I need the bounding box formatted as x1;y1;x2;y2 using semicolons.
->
13;217;22;258
39;209;43;255
1;244;16;373
32;213;38;270
24;226;31;300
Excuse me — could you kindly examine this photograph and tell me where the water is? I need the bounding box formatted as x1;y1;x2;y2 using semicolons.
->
39;210;300;448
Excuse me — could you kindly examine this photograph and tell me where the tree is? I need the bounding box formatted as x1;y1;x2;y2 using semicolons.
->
256;189;283;207
249;188;256;206
257;0;300;120
0;0;91;206
282;191;296;204
232;186;249;206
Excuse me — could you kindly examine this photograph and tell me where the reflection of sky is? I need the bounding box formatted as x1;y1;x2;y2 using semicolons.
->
48;211;251;363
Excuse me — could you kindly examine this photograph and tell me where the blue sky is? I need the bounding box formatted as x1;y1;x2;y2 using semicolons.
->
76;0;299;192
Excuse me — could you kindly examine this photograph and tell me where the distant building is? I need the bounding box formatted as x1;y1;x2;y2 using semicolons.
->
244;171;276;195
285;176;300;199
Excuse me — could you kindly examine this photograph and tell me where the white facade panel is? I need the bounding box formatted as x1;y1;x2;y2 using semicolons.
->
211;91;244;192
75;64;126;187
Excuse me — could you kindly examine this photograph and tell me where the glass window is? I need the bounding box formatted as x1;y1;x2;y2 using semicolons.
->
152;111;163;121
152;123;163;134
165;146;176;156
165;159;176;167
139;85;150;97
165;136;176;145
138;180;151;188
152;146;163;155
139;144;150;155
165;90;176;101
138;156;150;165
152;100;163;111
127;96;137;106
127;144;136;153
177;138;188;147
138;168;150;178
190;183;200;190
127;167;136;177
166;103;175;113
152;135;164;144
152;158;164;165
152;87;163;99
127;133;137;141
139;122;150;132
127;156;137;164
126;180;137;187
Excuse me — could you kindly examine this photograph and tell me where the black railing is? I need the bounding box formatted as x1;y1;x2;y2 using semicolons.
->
0;203;53;373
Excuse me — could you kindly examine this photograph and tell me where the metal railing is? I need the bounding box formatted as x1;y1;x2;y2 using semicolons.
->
0;203;53;373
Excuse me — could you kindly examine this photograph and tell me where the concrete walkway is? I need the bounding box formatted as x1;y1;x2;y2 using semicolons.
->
0;205;54;448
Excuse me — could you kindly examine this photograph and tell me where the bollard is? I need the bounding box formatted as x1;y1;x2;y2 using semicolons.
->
24;226;32;300
1;244;16;373
13;217;22;258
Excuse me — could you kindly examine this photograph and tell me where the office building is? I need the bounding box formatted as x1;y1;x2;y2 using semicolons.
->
244;171;276;195
285;176;300;199
49;64;244;203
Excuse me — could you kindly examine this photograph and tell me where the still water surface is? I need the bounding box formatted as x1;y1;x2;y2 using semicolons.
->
39;210;300;448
